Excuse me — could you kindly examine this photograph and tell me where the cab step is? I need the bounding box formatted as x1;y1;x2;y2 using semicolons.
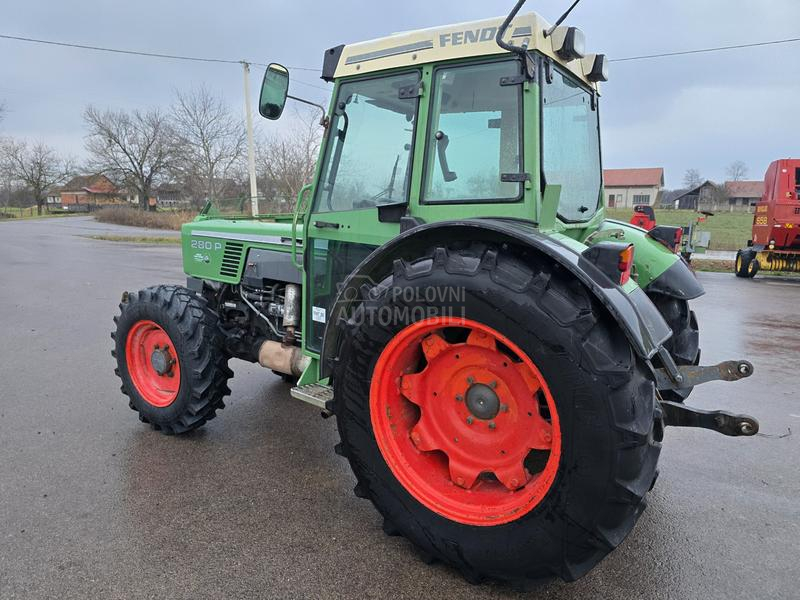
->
290;383;335;411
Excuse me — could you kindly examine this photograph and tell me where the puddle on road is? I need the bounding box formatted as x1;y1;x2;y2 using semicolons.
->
744;316;800;356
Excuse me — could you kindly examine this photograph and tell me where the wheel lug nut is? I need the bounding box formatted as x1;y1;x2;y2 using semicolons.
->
455;477;465;487
488;381;497;389
410;431;421;445
466;416;474;425
500;403;509;413
544;432;552;442
488;421;496;430
510;478;519;488
466;376;475;385
455;394;463;402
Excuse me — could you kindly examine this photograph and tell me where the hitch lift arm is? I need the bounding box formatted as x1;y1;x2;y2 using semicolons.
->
653;353;754;391
660;401;759;437
653;350;759;437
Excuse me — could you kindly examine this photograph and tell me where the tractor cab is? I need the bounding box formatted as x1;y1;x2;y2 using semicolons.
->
259;11;611;351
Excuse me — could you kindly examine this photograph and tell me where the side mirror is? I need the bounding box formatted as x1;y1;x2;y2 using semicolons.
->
259;63;290;120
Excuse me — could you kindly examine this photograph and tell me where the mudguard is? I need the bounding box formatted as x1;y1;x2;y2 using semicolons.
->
644;258;705;300
320;218;673;378
600;219;705;300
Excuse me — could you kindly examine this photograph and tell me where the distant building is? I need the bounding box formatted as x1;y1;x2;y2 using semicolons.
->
670;181;728;212
603;168;664;208
60;175;123;208
724;180;764;212
155;184;190;208
46;187;63;207
659;188;686;208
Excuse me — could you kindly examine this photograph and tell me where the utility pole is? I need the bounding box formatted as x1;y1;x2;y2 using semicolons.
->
242;61;259;217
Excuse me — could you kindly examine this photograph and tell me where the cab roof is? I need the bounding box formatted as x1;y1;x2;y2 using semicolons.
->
323;12;601;89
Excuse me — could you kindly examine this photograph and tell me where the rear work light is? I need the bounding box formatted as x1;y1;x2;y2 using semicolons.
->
647;225;683;253
581;241;636;286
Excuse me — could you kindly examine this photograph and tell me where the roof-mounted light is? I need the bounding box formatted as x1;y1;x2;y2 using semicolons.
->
582;53;609;82
549;26;585;62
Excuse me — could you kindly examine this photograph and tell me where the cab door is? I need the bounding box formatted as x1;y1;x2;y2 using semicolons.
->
303;69;423;354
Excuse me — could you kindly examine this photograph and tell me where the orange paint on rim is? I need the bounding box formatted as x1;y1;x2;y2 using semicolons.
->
125;320;180;407
370;317;561;526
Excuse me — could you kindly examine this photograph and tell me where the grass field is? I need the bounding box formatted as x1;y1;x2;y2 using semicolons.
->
606;208;752;251
94;206;197;230
84;235;180;245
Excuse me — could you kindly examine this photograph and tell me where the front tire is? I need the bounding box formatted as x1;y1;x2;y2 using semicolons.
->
112;285;232;434
735;250;759;278
333;245;661;584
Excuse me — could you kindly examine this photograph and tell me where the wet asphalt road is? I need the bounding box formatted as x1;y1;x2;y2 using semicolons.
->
1;216;798;599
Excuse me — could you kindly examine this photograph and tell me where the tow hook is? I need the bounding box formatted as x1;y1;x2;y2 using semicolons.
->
660;401;759;437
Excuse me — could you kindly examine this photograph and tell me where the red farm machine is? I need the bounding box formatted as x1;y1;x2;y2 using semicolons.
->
736;158;800;277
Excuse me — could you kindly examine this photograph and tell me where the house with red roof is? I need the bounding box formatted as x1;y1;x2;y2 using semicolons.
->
724;180;764;212
602;168;664;209
59;174;124;208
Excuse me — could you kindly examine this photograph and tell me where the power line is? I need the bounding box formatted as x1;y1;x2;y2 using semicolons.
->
0;32;331;95
610;36;800;62
4;30;798;74
0;33;320;71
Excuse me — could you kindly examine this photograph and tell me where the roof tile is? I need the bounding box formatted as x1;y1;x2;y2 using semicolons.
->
603;168;664;187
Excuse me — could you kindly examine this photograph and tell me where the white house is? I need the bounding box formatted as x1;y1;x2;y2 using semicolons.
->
603;168;664;208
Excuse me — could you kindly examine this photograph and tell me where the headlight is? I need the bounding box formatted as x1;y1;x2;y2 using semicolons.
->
550;26;586;62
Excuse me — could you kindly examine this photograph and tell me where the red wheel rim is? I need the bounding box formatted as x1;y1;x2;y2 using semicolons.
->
125;320;181;407
370;317;561;526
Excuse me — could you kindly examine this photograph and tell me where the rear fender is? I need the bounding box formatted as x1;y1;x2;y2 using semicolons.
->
599;219;704;300
319;218;672;379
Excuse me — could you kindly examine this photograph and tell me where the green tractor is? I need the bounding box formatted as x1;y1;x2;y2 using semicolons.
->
112;1;758;585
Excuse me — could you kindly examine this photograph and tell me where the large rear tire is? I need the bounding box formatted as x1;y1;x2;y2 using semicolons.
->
112;285;232;434
333;245;662;585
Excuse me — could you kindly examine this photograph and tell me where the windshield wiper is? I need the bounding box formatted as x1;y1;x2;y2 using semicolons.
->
364;155;401;206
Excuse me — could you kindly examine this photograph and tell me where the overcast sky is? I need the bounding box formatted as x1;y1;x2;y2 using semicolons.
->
1;0;798;188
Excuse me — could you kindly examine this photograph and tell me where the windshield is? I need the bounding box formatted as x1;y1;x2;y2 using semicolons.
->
313;72;420;213
542;63;601;222
422;59;522;203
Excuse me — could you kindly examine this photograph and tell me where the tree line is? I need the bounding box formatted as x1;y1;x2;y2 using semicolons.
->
0;88;321;215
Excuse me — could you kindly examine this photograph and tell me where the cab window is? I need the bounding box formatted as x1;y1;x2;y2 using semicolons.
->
541;63;601;222
422;60;523;203
313;72;420;213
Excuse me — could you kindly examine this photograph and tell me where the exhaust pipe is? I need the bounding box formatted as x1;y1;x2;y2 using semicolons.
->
258;340;310;377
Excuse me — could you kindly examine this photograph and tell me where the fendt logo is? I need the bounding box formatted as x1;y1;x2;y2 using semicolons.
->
438;27;498;48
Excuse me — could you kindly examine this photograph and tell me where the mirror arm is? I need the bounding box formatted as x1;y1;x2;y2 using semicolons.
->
287;94;330;128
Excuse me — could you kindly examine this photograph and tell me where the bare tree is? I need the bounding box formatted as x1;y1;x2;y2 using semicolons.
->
169;86;247;208
0;101;6;125
84;106;172;211
256;109;322;212
726;160;748;181
0;139;73;215
682;168;702;190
